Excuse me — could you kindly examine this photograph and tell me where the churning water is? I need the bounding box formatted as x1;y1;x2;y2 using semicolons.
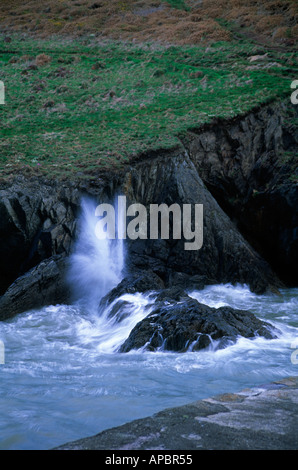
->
0;199;297;450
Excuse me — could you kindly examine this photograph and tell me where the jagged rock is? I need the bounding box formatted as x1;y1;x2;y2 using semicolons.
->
0;177;80;294
122;149;283;294
183;100;298;285
0;254;70;321
165;272;211;291
119;295;277;353
99;270;165;308
154;286;189;303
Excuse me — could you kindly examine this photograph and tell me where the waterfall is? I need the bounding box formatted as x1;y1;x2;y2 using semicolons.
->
66;196;154;353
67;197;125;311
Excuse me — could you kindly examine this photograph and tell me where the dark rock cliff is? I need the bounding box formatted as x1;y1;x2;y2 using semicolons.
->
120;150;282;294
182;100;298;285
0;180;80;294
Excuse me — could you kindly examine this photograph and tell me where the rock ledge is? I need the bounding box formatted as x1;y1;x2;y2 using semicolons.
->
54;376;298;450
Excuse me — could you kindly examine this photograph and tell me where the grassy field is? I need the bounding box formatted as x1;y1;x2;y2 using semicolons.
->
0;35;295;180
0;1;297;181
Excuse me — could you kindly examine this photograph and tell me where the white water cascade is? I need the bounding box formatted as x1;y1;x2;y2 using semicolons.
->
65;196;154;353
67;197;125;311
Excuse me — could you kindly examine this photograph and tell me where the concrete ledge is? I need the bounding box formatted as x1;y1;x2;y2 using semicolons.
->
54;376;298;450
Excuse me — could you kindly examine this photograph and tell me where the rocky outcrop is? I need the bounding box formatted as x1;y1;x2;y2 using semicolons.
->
119;293;277;353
54;376;298;450
182;100;298;285
0;254;70;320
99;271;165;308
121;150;283;294
0;177;80;295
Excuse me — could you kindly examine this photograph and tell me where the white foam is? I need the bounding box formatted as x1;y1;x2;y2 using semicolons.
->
67;197;125;311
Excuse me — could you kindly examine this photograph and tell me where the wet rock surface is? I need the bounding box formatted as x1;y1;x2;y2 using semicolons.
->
99;271;165;308
183;101;298;285
123;149;283;295
0;254;70;320
54;377;298;450
119;294;277;353
0;177;80;295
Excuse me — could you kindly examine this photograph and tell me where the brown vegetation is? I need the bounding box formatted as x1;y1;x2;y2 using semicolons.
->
0;0;296;46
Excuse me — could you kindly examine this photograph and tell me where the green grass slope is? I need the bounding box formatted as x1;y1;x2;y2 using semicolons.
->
0;34;295;180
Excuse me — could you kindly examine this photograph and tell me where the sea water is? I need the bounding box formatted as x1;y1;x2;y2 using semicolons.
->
0;199;297;450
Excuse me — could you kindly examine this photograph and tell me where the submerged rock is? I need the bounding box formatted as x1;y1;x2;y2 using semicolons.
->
119;295;277;353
